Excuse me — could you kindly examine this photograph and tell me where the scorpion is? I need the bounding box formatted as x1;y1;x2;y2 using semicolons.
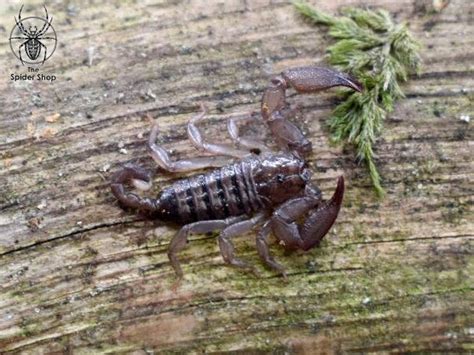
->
111;67;362;278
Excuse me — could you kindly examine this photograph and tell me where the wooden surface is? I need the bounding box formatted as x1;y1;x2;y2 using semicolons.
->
0;0;472;353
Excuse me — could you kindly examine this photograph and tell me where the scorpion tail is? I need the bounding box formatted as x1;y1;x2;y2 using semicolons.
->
110;164;159;212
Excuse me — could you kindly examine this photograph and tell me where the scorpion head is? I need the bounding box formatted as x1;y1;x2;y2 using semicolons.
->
254;153;310;206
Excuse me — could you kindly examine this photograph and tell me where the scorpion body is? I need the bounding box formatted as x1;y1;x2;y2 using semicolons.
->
111;66;361;278
113;153;311;224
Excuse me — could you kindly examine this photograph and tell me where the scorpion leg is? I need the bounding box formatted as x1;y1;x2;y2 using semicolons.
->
148;120;231;172
218;213;266;273
256;220;287;279
187;103;250;158
270;177;344;251
168;216;243;277
227;112;271;154
262;67;362;156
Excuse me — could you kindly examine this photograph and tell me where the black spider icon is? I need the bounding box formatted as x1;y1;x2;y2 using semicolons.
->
9;5;57;66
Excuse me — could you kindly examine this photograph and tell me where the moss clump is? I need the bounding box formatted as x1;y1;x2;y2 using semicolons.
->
294;2;421;197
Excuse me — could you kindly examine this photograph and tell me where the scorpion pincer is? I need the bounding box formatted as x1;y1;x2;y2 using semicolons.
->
111;67;362;278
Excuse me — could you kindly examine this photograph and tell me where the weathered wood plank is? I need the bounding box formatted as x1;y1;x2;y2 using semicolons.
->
0;0;472;352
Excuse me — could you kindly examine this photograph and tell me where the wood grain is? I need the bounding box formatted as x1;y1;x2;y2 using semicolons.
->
0;0;472;352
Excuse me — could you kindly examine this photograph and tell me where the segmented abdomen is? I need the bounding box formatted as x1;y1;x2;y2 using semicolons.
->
156;158;264;224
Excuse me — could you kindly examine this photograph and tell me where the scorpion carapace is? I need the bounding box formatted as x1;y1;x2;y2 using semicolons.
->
111;66;362;278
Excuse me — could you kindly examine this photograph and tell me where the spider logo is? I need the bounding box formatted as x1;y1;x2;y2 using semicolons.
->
9;5;57;66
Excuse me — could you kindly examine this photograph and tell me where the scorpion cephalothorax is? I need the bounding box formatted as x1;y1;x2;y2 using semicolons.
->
111;66;362;278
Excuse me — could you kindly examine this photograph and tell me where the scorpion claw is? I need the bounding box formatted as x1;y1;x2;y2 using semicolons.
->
333;72;363;93
262;67;362;155
300;176;345;250
282;67;363;93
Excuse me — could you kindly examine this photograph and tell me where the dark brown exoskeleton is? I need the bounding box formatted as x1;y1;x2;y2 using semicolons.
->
111;67;362;278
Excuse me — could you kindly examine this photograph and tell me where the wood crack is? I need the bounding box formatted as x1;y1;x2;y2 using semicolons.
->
0;219;141;258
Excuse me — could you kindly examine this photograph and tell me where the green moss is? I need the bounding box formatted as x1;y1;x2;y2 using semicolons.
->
294;1;422;197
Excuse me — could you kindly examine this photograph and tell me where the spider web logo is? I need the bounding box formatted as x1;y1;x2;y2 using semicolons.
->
9;5;57;66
